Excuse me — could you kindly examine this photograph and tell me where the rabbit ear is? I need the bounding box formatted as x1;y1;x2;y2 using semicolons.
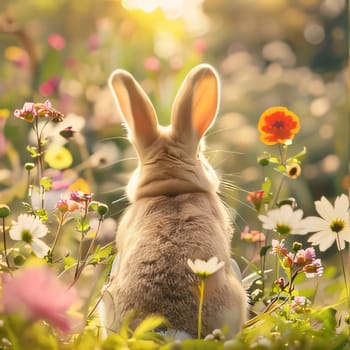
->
109;70;159;148
171;64;219;142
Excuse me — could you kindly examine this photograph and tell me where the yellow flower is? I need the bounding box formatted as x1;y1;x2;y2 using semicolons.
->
44;146;73;170
0;109;10;119
68;178;91;193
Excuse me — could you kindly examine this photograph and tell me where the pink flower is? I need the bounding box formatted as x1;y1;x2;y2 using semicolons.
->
87;34;101;51
303;258;323;278
48;33;66;51
39;77;60;96
2;266;77;332
241;225;266;243
144;56;161;72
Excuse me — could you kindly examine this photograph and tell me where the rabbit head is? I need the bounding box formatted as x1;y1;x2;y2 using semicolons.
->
109;64;220;202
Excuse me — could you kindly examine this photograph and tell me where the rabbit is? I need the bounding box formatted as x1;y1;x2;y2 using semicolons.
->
100;64;248;338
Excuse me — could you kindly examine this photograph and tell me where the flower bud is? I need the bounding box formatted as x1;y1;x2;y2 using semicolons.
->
292;241;303;252
25;162;35;171
0;204;10;218
97;203;109;217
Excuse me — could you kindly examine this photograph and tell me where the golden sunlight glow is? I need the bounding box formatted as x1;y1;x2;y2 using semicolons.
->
121;0;204;19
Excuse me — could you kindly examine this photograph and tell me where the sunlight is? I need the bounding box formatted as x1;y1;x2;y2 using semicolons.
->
121;0;203;19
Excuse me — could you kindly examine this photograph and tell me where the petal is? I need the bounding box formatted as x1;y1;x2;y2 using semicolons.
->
308;231;335;252
258;214;275;230
187;259;197;273
339;229;350;243
9;225;22;240
315;196;335;222
302;216;329;232
334;194;350;218
335;236;345;250
32;238;50;258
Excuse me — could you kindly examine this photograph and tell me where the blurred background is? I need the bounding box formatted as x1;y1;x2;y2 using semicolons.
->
0;0;348;255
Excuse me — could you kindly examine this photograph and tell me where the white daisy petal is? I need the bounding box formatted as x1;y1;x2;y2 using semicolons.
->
334;194;350;218
308;231;335;252
302;216;329;232
315;196;335;222
32;238;50;258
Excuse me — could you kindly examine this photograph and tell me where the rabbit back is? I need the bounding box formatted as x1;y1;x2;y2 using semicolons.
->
103;192;247;337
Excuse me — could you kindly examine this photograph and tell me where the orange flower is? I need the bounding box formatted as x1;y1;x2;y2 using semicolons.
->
258;106;300;145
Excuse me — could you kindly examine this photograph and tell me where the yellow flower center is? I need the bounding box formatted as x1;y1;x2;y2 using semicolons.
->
330;219;345;233
22;229;33;243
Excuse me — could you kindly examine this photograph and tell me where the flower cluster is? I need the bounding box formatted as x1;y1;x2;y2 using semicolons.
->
14;100;64;123
271;239;323;279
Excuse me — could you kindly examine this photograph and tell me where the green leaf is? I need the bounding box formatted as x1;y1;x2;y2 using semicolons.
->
287;146;307;163
63;255;77;270
87;243;114;266
40;176;52;191
128;339;160;350
133;315;166;339
35;208;48;221
274;165;286;174
261;177;271;198
76;217;90;233
268;156;281;164
260;245;272;257
26;145;40;158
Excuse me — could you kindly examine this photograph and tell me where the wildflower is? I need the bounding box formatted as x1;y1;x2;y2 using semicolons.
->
68;178;91;194
39;76;60;96
70;190;93;204
241;226;266;243
14;102;37;123
303;258;323;278
14;100;64;123
302;194;350;251
258;205;309;235
1;266;77;332
294;247;316;265
48;33;66;51
9;214;50;258
291;296;311;313
246;190;264;210
44;145;73;170
187;257;225;278
286;163;301;179
144;56;161;72
56;192;80;213
270;239;288;256
4;46;30;69
258;106;300;145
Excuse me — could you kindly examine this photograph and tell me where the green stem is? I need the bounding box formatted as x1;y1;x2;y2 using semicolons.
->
49;213;64;260
336;233;350;310
2;217;10;268
75;217;103;283
197;278;205;339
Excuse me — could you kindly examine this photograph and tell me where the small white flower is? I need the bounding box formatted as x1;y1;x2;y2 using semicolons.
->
9;214;50;258
303;194;350;251
258;205;309;235
187;257;225;278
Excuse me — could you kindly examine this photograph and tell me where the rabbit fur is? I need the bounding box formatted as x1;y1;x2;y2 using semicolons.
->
100;64;247;338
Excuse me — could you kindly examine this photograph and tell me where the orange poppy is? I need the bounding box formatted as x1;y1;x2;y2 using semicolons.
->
258;106;300;145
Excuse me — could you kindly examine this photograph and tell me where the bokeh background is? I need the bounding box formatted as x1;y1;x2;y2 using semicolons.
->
0;0;348;257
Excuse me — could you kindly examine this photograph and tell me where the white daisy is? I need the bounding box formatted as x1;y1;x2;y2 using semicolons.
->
9;214;50;258
303;194;350;251
258;205;309;236
187;256;225;278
